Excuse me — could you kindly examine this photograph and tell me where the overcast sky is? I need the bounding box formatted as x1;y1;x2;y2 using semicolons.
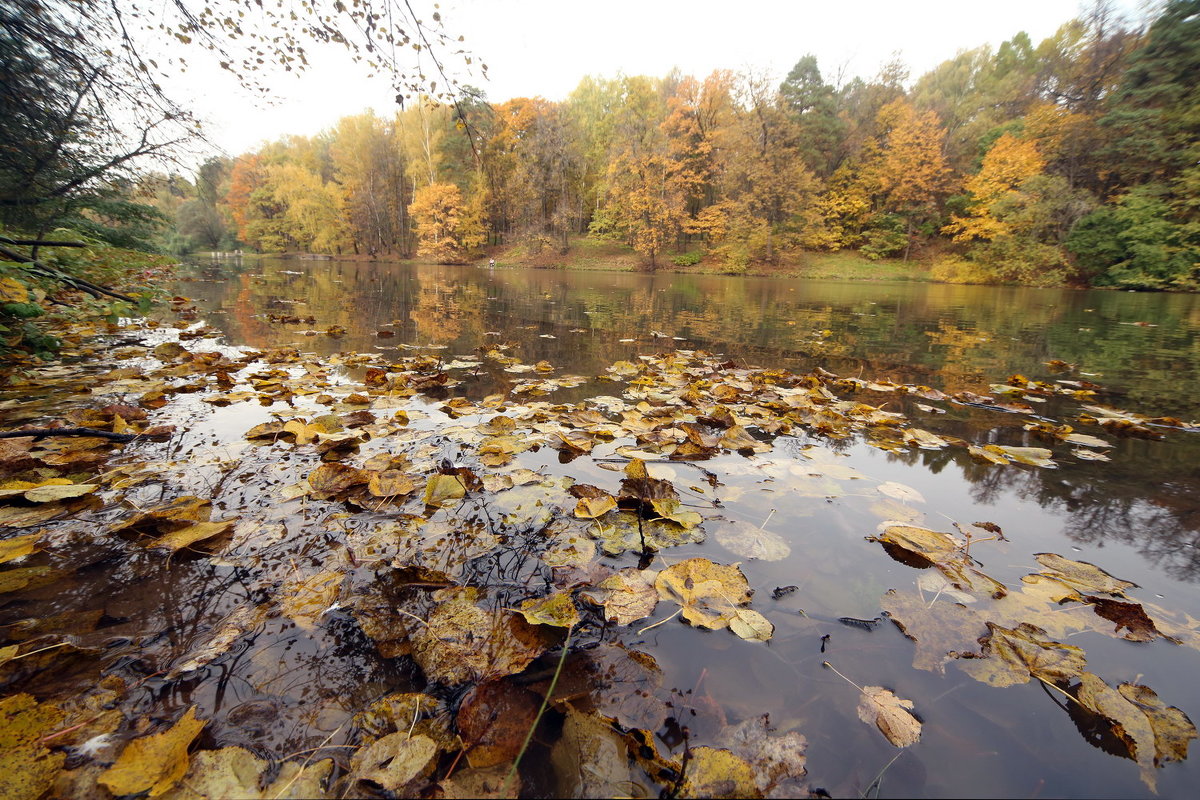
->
176;0;1150;160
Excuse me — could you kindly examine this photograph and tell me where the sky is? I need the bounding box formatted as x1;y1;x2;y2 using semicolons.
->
173;0;1150;160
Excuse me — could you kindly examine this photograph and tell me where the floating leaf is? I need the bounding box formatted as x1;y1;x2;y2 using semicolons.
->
367;470;416;498
1085;596;1181;643
649;497;702;529
143;520;234;552
714;520;790;561
718;715;808;797
728;607;774;641
308;463;369;499
159;747;332;799
876;481;925;503
590;511;704;555
519;592;580;628
678;746;761;798
993;445;1056;467
348;733;437;793
1035;553;1136;597
457;680;540;768
0;694;66;800
574;493;617;519
1076;672;1161;790
881;589;986;673
0;565;58;594
857;686;922;747
22;483;98;503
656;558;769;640
959;622;1086;687
169;606;268;678
99;706;206;797
870;524;960;564
279;570;342;631
422;473;466;508
0;532;41;564
412;590;548;685
588;568;659;626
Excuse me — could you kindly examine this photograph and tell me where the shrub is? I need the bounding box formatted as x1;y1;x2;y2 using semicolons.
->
671;251;701;267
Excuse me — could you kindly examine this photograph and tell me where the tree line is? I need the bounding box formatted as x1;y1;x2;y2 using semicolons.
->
160;1;1198;288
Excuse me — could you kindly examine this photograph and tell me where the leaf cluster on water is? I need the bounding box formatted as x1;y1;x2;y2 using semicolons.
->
0;305;1197;796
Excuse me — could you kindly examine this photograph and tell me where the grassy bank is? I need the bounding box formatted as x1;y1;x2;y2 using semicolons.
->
484;236;932;281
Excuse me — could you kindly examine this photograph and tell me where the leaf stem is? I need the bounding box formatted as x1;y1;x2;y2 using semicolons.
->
822;660;866;694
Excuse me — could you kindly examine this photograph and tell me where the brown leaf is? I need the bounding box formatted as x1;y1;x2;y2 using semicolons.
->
456;680;540;767
1035;553;1137;597
881;589;986;673
587;568;659;626
308;463;369;499
959;622;1087;688
857;686;922;748
1085;596;1181;643
411;589;548;685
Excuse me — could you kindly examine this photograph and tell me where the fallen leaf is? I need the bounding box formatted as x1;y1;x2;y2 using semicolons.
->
457;680;540;768
550;709;632;798
99;706;206;797
678;746;761;798
876;481;925;504
279;570;343;631
519;592;581;628
856;687;922;747
656;558;769;640
347;732;437;793
574;493;617;519
411;589;548;685
587;568;660;626
959;622;1087;687
0;693;66;800
718;715;808;798
422;473;467;508
714;520;791;561
1085;596;1181;643
308;463;369;499
0;532;41;564
881;589;986;673
143;520;235;552
1035;553;1136;597
22;483;98;503
159;747;332;799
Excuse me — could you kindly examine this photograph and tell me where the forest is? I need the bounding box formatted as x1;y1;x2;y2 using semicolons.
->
147;1;1200;289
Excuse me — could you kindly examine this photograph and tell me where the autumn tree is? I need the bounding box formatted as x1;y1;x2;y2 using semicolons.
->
944;133;1046;241
409;182;485;264
330;113;411;255
862;99;953;258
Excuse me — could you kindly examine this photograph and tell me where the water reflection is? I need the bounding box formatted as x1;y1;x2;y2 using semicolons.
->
179;256;1200;582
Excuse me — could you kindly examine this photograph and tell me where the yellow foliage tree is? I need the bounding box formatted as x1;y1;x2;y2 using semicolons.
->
943;133;1045;241
408;182;483;264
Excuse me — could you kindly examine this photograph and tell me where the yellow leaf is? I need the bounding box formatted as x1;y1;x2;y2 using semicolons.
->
100;706;206;797
0;532;41;564
574;494;617;519
23;483;98;503
518;592;580;628
0;694;66;800
144;520;234;552
422;474;466;508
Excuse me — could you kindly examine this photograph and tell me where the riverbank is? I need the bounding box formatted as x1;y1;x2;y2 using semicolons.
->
485;236;932;281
